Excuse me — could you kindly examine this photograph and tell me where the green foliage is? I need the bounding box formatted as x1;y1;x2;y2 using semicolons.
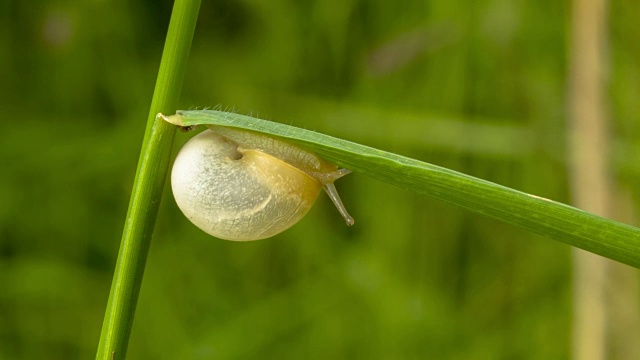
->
1;0;639;359
166;110;640;267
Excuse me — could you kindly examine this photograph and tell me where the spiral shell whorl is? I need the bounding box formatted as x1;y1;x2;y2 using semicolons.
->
171;130;322;241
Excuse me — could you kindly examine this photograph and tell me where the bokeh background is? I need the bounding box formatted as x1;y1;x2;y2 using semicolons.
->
1;0;639;359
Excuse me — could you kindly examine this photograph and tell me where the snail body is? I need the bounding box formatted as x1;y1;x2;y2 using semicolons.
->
171;127;353;241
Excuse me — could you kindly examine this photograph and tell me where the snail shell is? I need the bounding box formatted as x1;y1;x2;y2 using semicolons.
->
171;127;353;241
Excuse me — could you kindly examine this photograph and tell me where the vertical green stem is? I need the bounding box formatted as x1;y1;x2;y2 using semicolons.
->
96;0;201;359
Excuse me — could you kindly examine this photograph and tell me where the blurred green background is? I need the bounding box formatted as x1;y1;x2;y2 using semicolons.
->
1;0;639;359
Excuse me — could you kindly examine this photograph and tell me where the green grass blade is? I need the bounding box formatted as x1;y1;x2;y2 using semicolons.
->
95;1;201;359
163;109;640;268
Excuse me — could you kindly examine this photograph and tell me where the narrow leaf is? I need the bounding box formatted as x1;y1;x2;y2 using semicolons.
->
162;110;640;268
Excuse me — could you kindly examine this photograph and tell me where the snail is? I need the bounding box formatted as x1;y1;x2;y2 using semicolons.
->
171;126;354;241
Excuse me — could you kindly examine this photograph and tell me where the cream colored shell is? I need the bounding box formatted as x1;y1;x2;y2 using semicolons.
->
171;127;353;241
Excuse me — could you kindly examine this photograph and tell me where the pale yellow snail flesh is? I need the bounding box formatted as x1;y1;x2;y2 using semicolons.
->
171;126;354;241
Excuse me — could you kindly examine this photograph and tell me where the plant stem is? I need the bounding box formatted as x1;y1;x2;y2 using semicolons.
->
96;1;201;359
568;0;610;358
